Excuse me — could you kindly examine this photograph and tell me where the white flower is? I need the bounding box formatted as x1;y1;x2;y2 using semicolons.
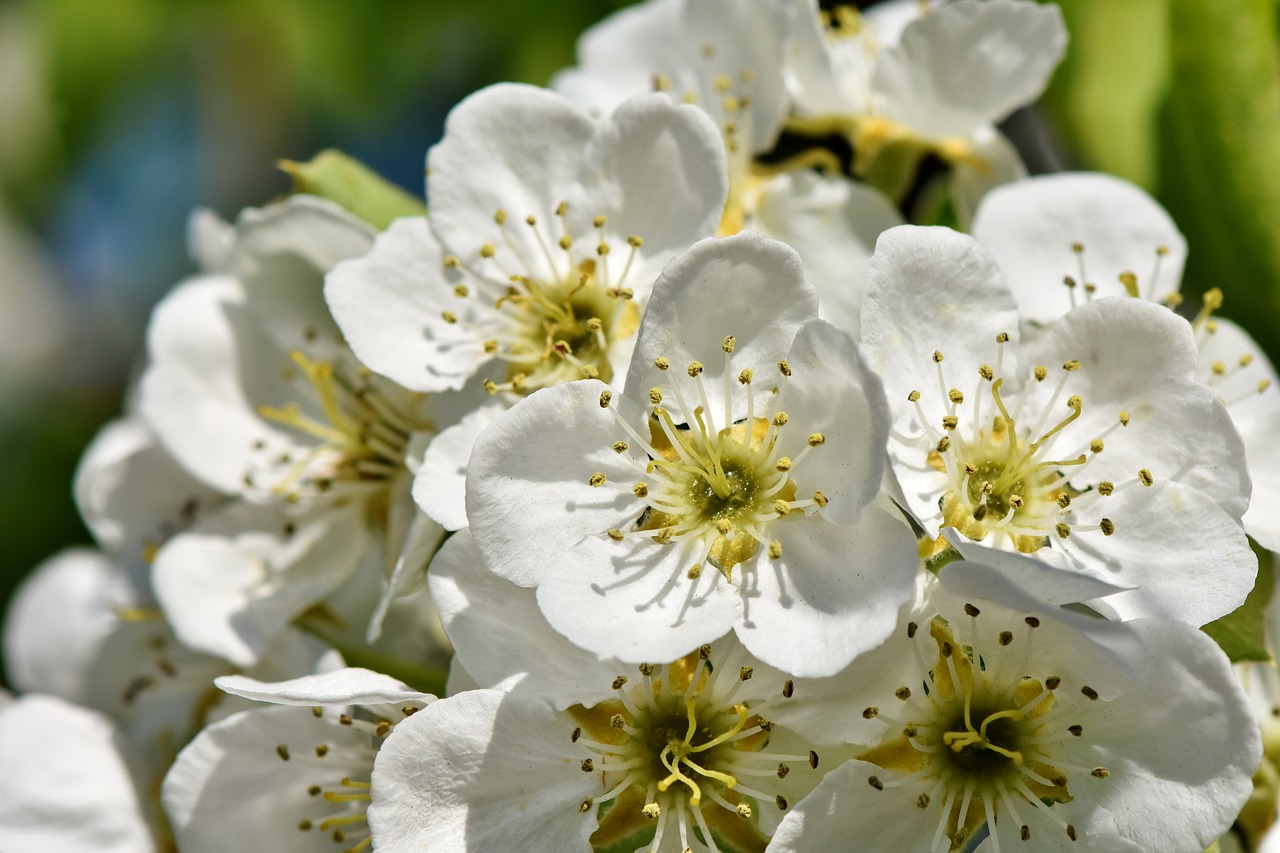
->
786;0;1066;218
766;556;1260;853
466;231;917;676
973;171;1280;550
862;225;1256;625
373;530;828;852
139;196;445;661
163;669;432;853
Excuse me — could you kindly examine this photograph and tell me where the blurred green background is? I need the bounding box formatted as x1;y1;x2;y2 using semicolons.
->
1;0;1278;679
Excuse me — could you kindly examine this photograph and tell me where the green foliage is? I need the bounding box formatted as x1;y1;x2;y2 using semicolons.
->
1203;547;1274;663
280;149;425;229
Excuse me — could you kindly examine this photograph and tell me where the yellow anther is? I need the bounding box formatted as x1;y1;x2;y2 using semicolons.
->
979;364;994;381
1063;276;1077;288
1240;353;1255;367
722;335;736;353
633;483;649;498
653;73;672;91
627;235;644;248
655;357;669;370
525;214;537;226
612;441;628;453
768;540;782;559
483;379;498;395
936;436;951;452
1261;379;1273;394
1034;366;1048;381
642;803;661;820
452;284;469;298
908;390;921;402
558;235;573;250
1211;360;1227;376
773;412;789;426
649;387;663;405
1097;481;1115;496
1119;411;1130;426
441;311;458;324
942;415;959;430
948;388;964;404
607;529;624;541
714;74;732;92
1100;518;1115;536
736;803;752;819
808;432;825;446
556;201;569;217
1056;494;1071;508
494;209;507;225
1119;271;1139;298
1063;360;1081;372
480;243;495;258
774;499;792;516
715;519;732;535
589;472;606;488
687;563;703;579
738;368;753;384
688;361;704;377
593;215;607;227
778;360;792;376
776;457;792;471
1066;394;1082;410
813;490;829;507
1090;439;1105;453
596;242;610;256
1203;287;1224;311
996;332;1010;343
443;255;460;268
1056;522;1071;538
1138;469;1154;487
598;390;612;408
1072;242;1084;253
933;350;944;363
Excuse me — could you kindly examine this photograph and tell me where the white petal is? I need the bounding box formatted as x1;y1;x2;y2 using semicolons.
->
216;667;432;707
624;231;819;416
778;319;889;523
326;216;487;392
466;379;645;588
369;690;598;852
972;172;1187;323
427;83;596;277
163;705;374;853
152;501;367;666
0;695;154;853
741;507;917;677
414;401;507;531
873;0;1067;139
2;548;133;702
752;170;903;338
569;93;727;273
366;508;444;643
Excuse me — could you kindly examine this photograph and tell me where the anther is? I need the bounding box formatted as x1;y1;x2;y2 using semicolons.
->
580;798;593;813
276;745;290;761
722;335;736;352
655;357;669;370
932;350;944;363
996;332;1010;343
979;364;994;381
588;473;606;487
1092;767;1110;778
736;803;752;819
740;667;754;681
812;490;828;507
908;390;921;402
599;390;612;408
612;676;628;689
936;436;951;453
1045;676;1061;690
441;311;457;324
1056;494;1071;508
808;432;825;446
775;795;789;810
687;361;704;377
863;707;879;719
1022;826;1031;841
483;339;498;353
1090;439;1104;453
738;368;753;384
1100;518;1115;536
919;795;932;810
633;483;648;498
607;529;624;541
479;243;495;258
1118;272;1139;298
907;621;918;638
1119;411;1130;426
1068;725;1083;737
1138;469;1154;487
1067;825;1078;841
1097;481;1114;496
649;388;663;405
783;680;794;698
809;751;819;769
627;236;644;248
941;415;958;430
1025;617;1041;628
773;412;789;426
778;360;792;376
776;457;792;471
1034;366;1048;381
868;776;884;791
642;803;661;820
999;631;1013;645
613;441;628;453
948;389;964;404
687;564;703;579
452;284;469;298
963;603;981;617
777;764;790;779
768;540;782;559
896;686;912;699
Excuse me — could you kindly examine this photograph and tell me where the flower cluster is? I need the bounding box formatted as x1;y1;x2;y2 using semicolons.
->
5;1;1279;852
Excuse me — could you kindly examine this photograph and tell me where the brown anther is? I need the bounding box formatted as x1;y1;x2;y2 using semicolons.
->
612;676;628;689
1092;767;1110;778
782;679;794;698
1025;616;1041;628
581;759;594;772
276;745;290;761
1045;676;1061;690
1082;685;1099;700
1100;518;1115;536
999;631;1013;645
1055;523;1071;538
868;776;884;791
778;360;792;376
863;706;878;719
1069;725;1083;737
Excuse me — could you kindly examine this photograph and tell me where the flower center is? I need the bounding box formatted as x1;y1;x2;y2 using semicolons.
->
858;611;1114;852
600;340;829;583
254;346;431;503
442;203;643;396
570;647;816;853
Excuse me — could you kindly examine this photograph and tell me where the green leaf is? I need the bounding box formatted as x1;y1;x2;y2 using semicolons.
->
279;149;425;230
1202;547;1274;663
